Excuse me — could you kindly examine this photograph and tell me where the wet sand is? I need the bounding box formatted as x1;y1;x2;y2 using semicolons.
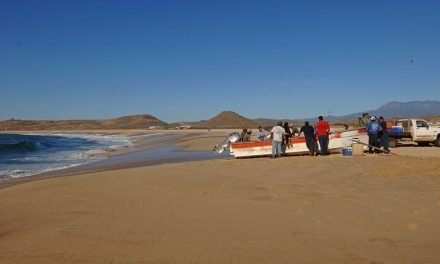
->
1;131;440;263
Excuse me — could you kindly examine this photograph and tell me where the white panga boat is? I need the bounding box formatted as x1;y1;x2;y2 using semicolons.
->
214;129;369;158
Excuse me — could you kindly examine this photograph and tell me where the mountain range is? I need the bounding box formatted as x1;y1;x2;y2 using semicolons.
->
319;100;440;121
1;101;439;130
186;101;440;128
0;115;167;131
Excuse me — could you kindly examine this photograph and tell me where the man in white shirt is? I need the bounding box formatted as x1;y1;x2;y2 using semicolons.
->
270;121;286;158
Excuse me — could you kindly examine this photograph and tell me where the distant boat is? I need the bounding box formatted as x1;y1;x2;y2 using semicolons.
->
228;129;369;158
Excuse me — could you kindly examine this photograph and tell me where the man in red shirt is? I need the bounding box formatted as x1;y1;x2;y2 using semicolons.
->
316;116;330;155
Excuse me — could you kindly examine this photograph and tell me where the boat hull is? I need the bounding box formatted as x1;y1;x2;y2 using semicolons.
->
230;129;369;158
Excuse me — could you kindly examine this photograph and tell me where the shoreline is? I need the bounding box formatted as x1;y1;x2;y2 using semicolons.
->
0;130;233;190
2;129;440;191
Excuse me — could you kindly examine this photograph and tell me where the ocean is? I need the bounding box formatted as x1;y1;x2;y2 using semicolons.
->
0;133;132;180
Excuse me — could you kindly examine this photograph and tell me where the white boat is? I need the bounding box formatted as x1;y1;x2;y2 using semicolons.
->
228;129;369;158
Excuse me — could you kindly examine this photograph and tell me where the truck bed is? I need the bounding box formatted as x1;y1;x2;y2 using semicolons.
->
387;132;412;139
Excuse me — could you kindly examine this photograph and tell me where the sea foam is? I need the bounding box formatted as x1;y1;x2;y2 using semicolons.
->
0;133;132;180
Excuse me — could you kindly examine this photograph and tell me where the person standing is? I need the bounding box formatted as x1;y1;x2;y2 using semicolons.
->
316;116;330;156
270;121;286;158
256;126;266;141
299;121;316;156
367;116;381;154
282;122;293;153
240;128;250;142
378;116;389;151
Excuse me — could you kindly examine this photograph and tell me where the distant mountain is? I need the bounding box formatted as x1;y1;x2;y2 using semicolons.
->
103;115;168;129
3;100;438;131
197;111;259;128
0;114;168;131
372;101;440;117
191;101;440;129
314;100;440;121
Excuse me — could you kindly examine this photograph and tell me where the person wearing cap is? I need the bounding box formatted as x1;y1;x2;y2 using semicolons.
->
367;116;381;154
316;116;330;156
270;121;286;158
378;116;389;151
256;126;267;141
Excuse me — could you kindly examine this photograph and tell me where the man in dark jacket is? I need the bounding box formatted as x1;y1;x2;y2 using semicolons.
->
299;121;317;156
378;116;389;151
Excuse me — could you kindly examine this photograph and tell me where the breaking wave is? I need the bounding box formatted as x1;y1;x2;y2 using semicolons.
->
0;140;38;154
0;133;132;180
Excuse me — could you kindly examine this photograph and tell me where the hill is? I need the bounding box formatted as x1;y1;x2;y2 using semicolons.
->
0;115;168;131
99;115;168;129
197;111;259;128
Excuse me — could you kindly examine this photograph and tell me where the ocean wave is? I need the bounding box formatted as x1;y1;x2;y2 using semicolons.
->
0;141;38;154
51;133;133;147
0;133;134;180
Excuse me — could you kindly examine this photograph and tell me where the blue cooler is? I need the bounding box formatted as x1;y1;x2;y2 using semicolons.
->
342;147;352;156
391;126;404;133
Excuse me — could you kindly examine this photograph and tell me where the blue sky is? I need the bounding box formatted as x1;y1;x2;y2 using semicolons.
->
1;0;439;122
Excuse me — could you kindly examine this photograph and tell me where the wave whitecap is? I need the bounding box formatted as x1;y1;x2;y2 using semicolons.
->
0;133;132;180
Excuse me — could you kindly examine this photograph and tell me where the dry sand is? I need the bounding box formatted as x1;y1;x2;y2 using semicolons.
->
1;131;440;263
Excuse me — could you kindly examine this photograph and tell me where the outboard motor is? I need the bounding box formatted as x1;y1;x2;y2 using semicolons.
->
213;132;241;153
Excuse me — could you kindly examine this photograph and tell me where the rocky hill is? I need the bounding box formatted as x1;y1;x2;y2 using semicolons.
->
197;111;259;128
0;115;168;131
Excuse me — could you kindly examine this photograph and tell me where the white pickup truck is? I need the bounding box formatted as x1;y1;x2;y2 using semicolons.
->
388;119;440;147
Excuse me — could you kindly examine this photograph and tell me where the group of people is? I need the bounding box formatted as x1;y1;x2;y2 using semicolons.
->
271;116;331;158
240;114;390;158
240;116;331;158
366;116;389;154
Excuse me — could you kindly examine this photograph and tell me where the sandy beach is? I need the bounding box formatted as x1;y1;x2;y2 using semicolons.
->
3;1;439;262
1;130;440;263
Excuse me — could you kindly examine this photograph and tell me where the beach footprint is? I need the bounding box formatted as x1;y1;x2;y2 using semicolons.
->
406;223;419;231
368;237;400;247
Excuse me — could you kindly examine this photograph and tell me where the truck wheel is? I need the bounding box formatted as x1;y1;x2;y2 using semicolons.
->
435;136;440;147
389;138;397;148
418;142;430;146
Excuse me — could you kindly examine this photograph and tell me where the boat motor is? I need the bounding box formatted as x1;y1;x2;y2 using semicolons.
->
213;132;241;153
